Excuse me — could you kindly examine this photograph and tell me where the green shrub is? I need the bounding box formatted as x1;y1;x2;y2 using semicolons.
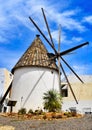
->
28;109;34;114
43;89;62;112
18;108;26;115
64;112;72;117
34;109;43;115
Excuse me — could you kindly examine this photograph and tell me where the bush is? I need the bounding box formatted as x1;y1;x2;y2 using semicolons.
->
28;109;34;114
43;89;62;112
52;113;62;119
64;112;72;117
34;109;43;115
43;115;47;120
18;108;26;115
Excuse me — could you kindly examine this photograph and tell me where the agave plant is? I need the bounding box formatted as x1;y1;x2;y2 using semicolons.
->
43;89;62;112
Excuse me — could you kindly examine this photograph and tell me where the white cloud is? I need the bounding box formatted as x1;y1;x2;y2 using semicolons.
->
83;15;92;24
51;30;67;43
45;9;86;32
0;0;90;73
71;37;83;43
0;0;86;44
48;29;83;46
73;64;91;74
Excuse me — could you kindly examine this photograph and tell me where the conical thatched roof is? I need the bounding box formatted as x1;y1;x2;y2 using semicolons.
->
12;35;58;73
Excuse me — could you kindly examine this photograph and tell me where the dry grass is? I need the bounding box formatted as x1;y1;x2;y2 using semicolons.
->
0;112;83;120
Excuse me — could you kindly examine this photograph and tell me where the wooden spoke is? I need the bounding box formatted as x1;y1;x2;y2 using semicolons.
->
58;24;61;92
60;42;89;56
29;17;57;53
0;82;12;105
60;56;84;83
60;63;78;104
41;8;55;47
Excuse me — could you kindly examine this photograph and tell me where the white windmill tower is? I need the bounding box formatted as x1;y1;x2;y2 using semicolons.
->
10;34;59;112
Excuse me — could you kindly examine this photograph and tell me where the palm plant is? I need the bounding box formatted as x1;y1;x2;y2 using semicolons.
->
43;89;62;112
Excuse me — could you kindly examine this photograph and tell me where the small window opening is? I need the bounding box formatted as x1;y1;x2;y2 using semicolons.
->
61;84;68;97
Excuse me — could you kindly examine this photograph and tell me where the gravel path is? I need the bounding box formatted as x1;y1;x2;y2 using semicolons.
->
0;115;92;130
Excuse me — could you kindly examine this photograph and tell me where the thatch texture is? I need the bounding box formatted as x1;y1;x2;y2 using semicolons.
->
12;35;58;73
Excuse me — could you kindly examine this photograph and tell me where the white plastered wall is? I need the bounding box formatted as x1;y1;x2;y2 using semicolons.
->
62;75;92;114
10;67;59;112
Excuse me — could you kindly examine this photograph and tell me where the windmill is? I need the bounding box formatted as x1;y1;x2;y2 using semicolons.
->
0;8;89;112
29;8;89;104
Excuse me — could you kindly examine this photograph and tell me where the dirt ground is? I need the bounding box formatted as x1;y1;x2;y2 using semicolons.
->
0;114;92;130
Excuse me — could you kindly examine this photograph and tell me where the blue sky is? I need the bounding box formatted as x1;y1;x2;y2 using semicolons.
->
0;0;92;75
